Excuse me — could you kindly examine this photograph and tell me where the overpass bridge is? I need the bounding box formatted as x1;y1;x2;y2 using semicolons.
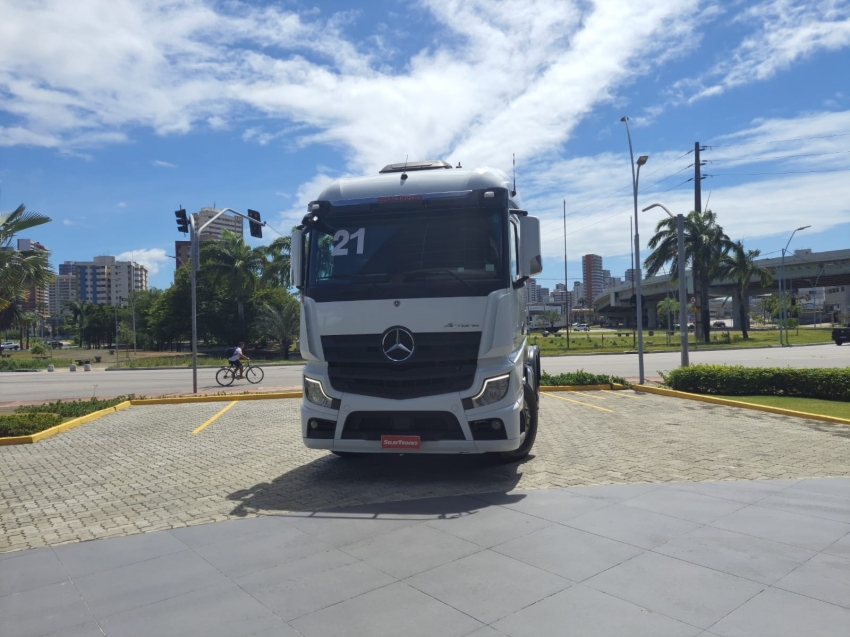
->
594;248;850;328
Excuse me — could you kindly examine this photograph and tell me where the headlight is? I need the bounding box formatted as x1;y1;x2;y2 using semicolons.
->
304;377;333;408
471;374;511;408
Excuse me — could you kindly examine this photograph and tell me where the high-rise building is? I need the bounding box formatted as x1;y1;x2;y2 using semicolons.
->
625;268;637;284
60;256;148;306
194;207;243;240
526;278;543;303
573;281;585;306
48;273;78;316
582;254;604;303
17;239;50;316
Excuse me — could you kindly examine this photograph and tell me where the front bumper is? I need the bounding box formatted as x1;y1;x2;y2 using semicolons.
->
300;371;525;454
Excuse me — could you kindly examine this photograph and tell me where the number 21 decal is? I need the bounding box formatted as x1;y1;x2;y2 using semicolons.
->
332;228;365;256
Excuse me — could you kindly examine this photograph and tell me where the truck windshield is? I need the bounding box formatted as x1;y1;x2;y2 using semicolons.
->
306;206;506;301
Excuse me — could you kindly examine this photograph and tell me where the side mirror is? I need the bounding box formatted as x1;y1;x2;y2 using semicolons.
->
291;229;304;288
519;216;542;277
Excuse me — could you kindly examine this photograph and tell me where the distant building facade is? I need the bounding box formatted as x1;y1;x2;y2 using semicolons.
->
582;254;604;303
59;256;148;307
194;207;243;240
48;273;78;316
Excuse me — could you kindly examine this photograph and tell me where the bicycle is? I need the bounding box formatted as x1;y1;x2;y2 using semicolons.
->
216;361;265;386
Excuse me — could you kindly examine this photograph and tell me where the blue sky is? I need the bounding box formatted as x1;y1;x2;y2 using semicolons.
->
2;0;849;290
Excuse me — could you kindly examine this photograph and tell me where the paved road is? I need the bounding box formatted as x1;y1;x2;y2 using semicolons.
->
3;391;848;552
3;343;847;402
2;480;849;637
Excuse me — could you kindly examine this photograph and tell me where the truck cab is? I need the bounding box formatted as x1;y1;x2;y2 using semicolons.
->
290;161;543;460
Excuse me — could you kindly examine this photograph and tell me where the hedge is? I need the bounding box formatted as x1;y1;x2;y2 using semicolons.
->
660;365;850;401
0;413;63;437
0;358;74;371
540;370;628;387
15;396;132;419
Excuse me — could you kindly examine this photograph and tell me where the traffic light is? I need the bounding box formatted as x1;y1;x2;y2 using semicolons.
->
175;208;189;234
247;209;263;238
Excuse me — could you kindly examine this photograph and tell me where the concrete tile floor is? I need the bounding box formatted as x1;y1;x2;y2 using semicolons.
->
1;478;849;637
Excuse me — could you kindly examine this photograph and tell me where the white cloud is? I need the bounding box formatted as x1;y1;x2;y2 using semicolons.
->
117;201;127;208
116;248;169;275
674;0;850;103
62;219;73;226
151;160;177;168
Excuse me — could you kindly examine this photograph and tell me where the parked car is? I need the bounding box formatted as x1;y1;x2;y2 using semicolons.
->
574;324;590;332
48;341;64;349
713;321;726;328
832;324;850;346
1;341;20;350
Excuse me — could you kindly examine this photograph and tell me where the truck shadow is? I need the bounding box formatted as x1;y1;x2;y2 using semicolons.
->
227;452;532;518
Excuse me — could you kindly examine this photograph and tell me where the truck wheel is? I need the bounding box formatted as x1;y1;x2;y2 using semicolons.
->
498;385;538;463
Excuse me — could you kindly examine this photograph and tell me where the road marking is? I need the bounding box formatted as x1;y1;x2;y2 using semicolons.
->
543;392;613;412
571;391;608;400
192;401;237;434
603;390;642;399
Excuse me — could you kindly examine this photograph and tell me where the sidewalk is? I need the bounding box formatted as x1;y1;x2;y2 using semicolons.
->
3;478;848;637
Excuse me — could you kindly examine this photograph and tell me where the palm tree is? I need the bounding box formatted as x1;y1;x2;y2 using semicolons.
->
261;235;292;289
200;231;266;339
645;209;731;343
719;241;772;339
19;311;39;349
254;299;300;359
0;204;54;312
65;300;93;347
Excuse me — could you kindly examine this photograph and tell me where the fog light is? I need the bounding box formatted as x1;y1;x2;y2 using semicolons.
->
309;419;319;429
490;419;501;430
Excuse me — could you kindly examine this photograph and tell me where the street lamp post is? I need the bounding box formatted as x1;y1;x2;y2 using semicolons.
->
621;116;648;383
779;226;810;346
643;203;689;368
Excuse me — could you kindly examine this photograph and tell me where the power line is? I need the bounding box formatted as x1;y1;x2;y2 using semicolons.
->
704;132;850;148
708;167;850;176
709;150;850;164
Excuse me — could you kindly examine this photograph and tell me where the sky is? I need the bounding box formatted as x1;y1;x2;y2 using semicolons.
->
1;0;849;291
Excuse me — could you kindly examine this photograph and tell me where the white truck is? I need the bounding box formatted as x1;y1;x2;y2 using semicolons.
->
290;160;543;461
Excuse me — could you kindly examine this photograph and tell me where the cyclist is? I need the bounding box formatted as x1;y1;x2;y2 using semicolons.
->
228;341;249;379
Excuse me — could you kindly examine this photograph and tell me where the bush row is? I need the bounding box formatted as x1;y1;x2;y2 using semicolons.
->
540;370;628;387
0;358;74;371
0;413;63;437
660;365;850;401
16;396;132;418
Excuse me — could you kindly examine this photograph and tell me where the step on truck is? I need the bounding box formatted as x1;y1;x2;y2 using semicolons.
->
290;160;543;461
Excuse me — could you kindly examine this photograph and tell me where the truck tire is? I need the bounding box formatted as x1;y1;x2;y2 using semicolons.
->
498;384;538;463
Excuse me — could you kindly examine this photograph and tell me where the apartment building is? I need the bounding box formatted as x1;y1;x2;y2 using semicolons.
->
16;239;50;316
47;273;78;316
194;207;243;240
59;256;148;307
582;254;604;303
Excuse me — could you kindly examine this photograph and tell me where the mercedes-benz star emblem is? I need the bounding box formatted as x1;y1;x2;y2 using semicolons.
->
382;327;415;362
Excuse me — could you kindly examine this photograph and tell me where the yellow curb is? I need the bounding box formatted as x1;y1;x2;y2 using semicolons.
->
130;392;302;405
0;401;132;446
632;385;850;426
540;385;627;392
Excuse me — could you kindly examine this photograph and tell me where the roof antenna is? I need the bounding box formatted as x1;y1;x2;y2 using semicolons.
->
401;155;408;180
511;153;517;197
456;161;462;169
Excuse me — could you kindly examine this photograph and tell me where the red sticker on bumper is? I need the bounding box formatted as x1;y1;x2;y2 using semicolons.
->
381;435;421;450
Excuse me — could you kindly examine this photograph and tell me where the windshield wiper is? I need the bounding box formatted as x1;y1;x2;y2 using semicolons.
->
318;273;389;283
397;268;475;291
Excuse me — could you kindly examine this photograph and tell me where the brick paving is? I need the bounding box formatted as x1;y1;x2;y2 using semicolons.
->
1;391;849;553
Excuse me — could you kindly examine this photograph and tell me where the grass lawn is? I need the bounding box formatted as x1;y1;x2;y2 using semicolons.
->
715;395;850;420
531;326;835;355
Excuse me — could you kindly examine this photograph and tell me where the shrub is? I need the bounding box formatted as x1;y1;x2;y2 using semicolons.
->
16;396;131;418
660;365;850;401
540;370;629;387
0;413;63;437
0;358;74;371
29;342;47;355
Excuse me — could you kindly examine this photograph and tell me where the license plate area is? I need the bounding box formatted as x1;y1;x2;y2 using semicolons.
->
381;435;421;450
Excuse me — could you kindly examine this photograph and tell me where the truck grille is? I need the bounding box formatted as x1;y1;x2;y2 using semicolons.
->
342;411;465;441
322;332;481;399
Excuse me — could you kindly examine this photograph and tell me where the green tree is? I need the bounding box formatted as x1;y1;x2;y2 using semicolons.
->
254;295;300;359
19;311;39;349
718;241;773;339
656;297;680;329
0;204;54;313
261;235;292;289
645;209;731;343
200;231;266;339
539;310;561;330
65;300;94;347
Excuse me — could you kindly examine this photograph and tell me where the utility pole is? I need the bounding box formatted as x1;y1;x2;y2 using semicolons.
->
694;142;702;213
563;199;570;350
